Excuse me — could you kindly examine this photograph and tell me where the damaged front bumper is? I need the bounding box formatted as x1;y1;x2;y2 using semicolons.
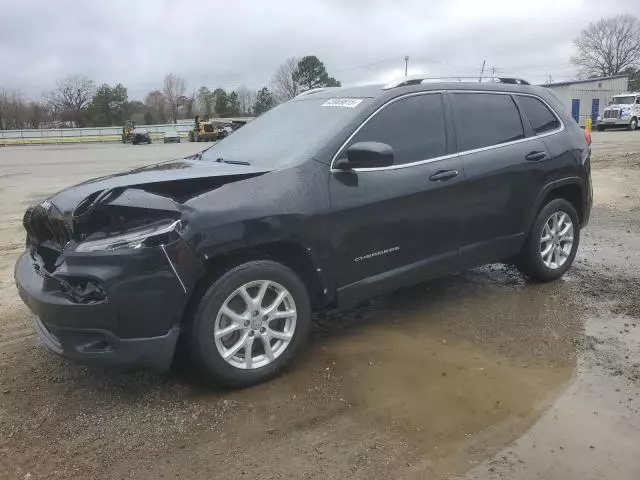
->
14;237;203;371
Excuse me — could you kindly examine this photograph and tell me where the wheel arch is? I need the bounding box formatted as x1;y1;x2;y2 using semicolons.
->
528;178;586;231
181;240;331;328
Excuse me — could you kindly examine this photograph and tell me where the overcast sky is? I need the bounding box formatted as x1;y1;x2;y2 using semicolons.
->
1;0;639;100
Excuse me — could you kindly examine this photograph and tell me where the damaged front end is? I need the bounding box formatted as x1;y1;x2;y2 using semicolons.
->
15;159;270;368
16;186;209;369
22;187;189;305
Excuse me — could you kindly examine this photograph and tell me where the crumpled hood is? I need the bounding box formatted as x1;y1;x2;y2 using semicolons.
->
47;159;270;215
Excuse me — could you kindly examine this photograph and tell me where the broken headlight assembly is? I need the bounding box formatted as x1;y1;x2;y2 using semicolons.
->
74;220;182;253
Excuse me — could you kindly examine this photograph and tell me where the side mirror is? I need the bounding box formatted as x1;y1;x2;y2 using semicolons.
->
334;142;394;170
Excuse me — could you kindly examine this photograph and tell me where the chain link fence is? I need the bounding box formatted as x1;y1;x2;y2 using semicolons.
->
0;123;194;146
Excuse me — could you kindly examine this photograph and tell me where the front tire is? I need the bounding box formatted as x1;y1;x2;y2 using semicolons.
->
629;117;638;131
516;198;580;282
188;260;311;388
597;125;605;132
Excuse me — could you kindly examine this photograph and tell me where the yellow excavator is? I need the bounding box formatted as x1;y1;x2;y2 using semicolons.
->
188;115;228;142
121;120;136;143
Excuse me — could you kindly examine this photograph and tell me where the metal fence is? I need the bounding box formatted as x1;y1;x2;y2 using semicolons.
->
0;123;194;146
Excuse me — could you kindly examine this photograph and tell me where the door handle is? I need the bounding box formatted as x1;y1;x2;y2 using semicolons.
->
429;169;459;181
525;151;547;162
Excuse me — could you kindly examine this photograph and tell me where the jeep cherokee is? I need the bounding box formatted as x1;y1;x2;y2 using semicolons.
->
15;76;593;387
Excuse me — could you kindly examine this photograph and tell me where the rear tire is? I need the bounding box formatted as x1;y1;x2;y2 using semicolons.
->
187;260;311;388
516;198;580;282
597;125;605;132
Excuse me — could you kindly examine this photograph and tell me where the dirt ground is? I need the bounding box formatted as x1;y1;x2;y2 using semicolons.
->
0;133;639;480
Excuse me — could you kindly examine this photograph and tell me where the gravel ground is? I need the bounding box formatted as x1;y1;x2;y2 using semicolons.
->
0;133;639;479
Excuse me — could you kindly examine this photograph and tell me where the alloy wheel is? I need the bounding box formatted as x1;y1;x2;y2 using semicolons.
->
214;280;297;370
539;211;574;270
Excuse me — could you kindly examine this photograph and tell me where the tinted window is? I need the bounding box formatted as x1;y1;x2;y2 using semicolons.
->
451;93;525;151
517;95;560;134
611;96;635;105
346;94;447;165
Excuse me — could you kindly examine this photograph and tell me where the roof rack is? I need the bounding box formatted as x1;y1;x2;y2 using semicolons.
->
294;87;340;98
382;75;530;89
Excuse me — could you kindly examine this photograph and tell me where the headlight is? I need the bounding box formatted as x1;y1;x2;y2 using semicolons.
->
621;110;630;119
74;220;180;253
597;115;601;121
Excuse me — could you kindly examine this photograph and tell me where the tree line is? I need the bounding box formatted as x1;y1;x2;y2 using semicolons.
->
3;15;640;131
0;55;340;130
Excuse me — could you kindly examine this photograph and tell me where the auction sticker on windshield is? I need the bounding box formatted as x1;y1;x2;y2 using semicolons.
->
321;98;364;108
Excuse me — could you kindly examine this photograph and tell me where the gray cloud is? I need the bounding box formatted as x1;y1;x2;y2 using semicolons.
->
1;0;639;99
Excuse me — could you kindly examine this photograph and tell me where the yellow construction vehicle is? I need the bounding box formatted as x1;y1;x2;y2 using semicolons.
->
121;120;136;143
188;115;228;142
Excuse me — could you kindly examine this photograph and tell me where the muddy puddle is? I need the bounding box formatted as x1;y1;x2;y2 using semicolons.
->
3;261;636;479
100;266;582;480
460;298;640;480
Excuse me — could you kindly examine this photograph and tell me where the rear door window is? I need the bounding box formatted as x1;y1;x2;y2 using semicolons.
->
451;93;525;151
516;95;561;134
345;93;447;165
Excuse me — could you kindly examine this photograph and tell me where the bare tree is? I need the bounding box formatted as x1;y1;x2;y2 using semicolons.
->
236;85;255;115
45;75;94;126
271;57;300;102
0;90;37;129
163;73;186;124
572;14;640;77
25;101;50;128
145;90;167;123
197;86;214;117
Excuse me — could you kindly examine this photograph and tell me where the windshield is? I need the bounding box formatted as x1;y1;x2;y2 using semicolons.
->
611;96;636;105
200;97;372;168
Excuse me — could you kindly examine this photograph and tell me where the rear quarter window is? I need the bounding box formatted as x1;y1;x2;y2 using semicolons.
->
451;93;525;151
516;95;561;134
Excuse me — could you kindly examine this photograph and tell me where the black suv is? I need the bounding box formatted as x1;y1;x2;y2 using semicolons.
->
15;77;592;387
131;128;152;145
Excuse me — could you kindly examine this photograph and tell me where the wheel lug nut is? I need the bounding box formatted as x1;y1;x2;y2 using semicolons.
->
263;315;268;321
253;310;259;317
244;320;250;327
249;331;254;337
260;327;266;334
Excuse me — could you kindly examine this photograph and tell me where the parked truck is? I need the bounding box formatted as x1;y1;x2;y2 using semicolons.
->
597;92;640;131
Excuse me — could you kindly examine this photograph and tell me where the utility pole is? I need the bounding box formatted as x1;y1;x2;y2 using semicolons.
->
404;56;409;77
491;66;496;76
479;60;486;82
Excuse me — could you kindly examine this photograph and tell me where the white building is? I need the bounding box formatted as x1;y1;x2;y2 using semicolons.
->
543;75;629;127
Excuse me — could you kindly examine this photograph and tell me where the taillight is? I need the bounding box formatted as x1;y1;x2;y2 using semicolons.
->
584;129;592;146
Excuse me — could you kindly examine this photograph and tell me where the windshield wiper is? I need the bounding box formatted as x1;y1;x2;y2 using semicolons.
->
187;145;214;161
215;157;251;166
